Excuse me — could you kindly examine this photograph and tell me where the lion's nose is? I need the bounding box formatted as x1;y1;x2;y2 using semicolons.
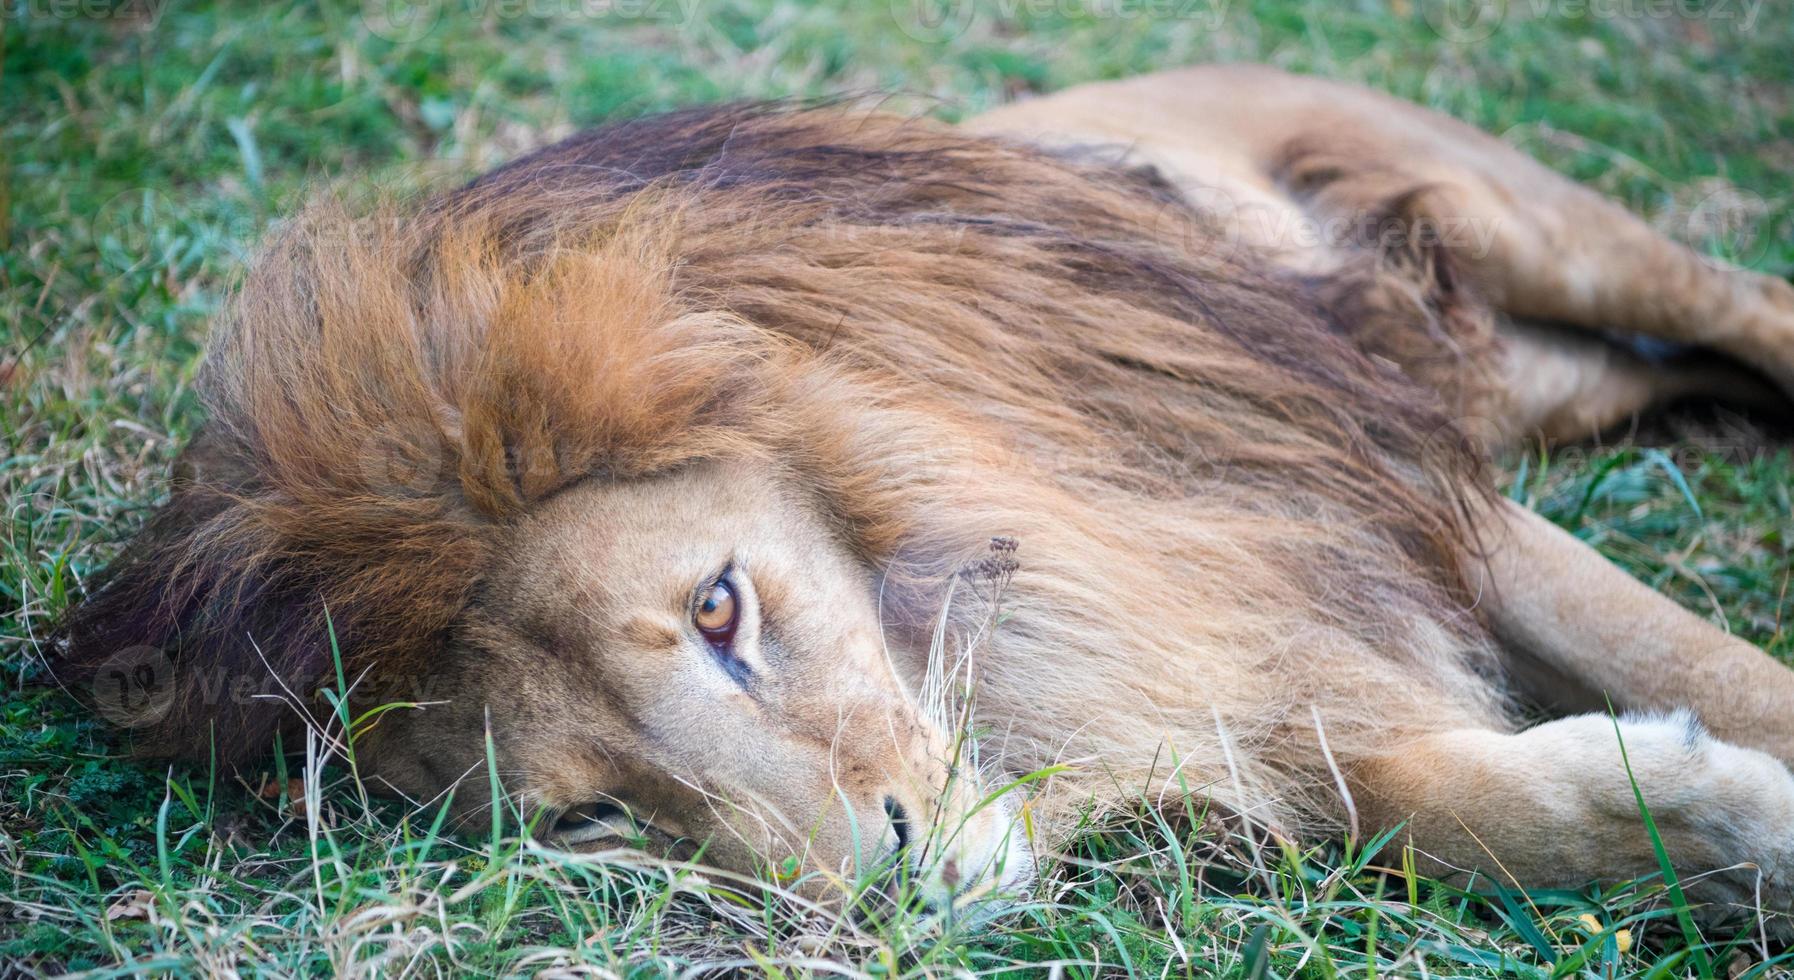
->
881;795;913;856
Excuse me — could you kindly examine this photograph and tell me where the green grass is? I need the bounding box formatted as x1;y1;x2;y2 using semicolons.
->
3;0;1792;975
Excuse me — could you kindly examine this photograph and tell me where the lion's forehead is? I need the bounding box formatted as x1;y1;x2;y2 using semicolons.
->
493;460;863;629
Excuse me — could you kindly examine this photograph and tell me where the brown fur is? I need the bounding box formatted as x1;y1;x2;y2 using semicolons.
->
53;72;1794;906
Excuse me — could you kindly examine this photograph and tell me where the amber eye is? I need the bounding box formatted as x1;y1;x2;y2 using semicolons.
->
694;578;739;642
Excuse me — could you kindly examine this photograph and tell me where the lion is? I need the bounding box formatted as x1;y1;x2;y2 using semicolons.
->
55;65;1794;913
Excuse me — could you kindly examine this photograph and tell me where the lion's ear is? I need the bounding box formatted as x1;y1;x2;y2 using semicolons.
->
52;426;332;768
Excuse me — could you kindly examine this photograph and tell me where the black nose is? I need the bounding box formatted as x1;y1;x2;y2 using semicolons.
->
883;796;912;855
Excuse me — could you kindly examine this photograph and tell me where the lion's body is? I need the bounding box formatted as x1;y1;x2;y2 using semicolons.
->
57;66;1794;907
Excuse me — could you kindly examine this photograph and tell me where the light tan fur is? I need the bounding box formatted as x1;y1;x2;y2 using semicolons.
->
57;67;1794;914
972;65;1794;907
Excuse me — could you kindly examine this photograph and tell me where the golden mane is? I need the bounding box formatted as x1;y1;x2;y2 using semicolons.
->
57;105;1498;814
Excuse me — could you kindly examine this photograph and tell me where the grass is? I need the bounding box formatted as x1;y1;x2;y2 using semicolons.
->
3;0;1791;974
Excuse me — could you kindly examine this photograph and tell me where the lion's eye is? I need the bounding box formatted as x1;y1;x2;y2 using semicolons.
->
694;578;739;643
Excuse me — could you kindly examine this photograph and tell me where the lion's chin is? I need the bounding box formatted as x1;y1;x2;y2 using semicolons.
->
929;848;1038;927
540;798;1039;917
920;799;1038;918
963;834;1038;918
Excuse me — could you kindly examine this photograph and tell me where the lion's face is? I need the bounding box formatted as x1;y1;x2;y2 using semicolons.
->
419;458;1030;902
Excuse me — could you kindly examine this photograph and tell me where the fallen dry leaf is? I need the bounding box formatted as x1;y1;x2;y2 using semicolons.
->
105;889;153;922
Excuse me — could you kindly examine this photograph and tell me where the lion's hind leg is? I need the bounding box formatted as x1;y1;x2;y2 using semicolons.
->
1257;75;1794;406
1351;712;1794;914
1488;320;1789;444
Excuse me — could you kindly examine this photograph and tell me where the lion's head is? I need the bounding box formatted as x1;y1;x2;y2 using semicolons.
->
364;457;1032;900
